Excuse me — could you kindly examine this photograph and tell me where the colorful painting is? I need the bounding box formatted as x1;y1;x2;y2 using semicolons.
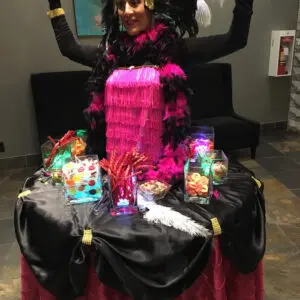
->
73;0;105;36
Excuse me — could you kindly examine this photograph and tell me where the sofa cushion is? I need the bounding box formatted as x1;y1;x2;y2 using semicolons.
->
31;71;91;144
192;116;260;149
185;64;234;118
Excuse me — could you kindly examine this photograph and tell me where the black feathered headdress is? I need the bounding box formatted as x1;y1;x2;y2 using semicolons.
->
101;0;224;42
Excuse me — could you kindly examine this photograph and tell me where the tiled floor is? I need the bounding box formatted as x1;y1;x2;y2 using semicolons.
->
1;130;300;299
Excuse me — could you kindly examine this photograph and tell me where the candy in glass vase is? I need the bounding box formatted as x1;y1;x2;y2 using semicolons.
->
184;156;213;205
62;155;103;204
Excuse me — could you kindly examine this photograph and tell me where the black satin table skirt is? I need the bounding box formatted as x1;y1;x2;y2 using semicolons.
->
14;161;266;300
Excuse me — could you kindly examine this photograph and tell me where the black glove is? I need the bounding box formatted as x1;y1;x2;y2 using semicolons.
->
48;0;62;10
237;0;254;8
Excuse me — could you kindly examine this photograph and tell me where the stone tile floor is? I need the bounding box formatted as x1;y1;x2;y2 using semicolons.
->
0;130;300;299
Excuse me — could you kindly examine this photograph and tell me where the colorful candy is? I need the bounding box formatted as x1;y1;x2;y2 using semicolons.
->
138;180;170;201
213;161;228;183
71;138;86;157
185;172;209;198
62;156;102;204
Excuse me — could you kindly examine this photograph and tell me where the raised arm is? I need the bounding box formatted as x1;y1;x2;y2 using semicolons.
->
180;0;254;64
48;0;101;67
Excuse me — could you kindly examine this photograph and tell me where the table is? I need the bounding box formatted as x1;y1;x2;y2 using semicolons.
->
15;162;266;300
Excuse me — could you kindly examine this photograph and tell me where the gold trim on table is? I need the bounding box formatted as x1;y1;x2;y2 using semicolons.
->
211;217;222;236
82;229;93;246
251;176;262;189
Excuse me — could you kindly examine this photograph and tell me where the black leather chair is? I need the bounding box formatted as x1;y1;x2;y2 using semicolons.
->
31;71;91;144
184;63;260;158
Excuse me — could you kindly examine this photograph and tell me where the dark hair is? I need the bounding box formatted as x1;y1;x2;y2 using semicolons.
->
100;0;199;49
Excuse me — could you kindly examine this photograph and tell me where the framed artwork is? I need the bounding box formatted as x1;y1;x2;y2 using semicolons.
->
73;0;105;36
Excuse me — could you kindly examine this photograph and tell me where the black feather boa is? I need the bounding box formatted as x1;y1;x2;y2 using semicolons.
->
85;22;190;183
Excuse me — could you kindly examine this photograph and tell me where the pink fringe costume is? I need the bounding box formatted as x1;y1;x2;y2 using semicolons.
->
85;24;190;184
105;67;164;162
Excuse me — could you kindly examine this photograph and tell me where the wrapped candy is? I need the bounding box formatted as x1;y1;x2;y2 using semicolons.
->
62;155;102;204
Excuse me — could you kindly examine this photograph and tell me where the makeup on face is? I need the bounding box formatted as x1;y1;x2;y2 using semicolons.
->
117;0;152;36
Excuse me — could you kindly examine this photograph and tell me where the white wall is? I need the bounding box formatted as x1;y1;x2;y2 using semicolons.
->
0;0;298;158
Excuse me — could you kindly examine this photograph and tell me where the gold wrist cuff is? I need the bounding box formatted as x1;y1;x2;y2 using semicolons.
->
47;8;65;19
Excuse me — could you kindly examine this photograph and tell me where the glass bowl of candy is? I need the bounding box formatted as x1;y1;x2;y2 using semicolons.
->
62;155;102;204
184;158;213;205
205;150;228;185
138;180;170;203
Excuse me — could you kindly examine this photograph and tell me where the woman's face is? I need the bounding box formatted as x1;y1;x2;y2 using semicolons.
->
117;0;152;36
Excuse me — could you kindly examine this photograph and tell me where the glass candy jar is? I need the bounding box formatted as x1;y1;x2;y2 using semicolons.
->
191;126;215;157
62;155;102;204
206;150;228;185
184;156;213;204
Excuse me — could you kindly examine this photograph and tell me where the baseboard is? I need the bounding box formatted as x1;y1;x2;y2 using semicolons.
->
260;121;287;132
0;154;42;170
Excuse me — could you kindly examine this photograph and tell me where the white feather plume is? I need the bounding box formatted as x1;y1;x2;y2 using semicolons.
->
196;0;226;27
196;0;212;27
143;203;211;237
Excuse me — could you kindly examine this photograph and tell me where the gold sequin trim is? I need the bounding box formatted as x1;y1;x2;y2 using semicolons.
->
211;217;222;236
82;229;93;246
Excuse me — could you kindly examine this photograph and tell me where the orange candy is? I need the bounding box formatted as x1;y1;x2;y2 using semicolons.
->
186;172;209;197
66;179;75;186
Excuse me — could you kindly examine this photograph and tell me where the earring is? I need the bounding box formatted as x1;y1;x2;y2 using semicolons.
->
145;0;154;10
119;18;125;32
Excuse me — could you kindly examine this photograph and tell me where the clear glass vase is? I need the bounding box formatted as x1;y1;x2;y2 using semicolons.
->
109;175;139;216
184;156;213;204
62;155;102;204
206;150;228;185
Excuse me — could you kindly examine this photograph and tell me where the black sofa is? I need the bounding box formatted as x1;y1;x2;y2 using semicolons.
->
31;64;260;157
185;63;260;158
31;71;91;144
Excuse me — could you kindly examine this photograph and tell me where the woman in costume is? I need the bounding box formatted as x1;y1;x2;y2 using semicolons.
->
47;0;254;184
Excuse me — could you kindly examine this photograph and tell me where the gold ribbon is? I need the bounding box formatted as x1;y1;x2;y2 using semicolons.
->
18;190;31;199
251;176;262;189
211;217;222;236
82;229;93;246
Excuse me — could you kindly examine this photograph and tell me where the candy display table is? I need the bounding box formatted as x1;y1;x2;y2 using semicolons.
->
15;162;266;300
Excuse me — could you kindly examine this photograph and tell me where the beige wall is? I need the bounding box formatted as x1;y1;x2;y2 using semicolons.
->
0;0;298;158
